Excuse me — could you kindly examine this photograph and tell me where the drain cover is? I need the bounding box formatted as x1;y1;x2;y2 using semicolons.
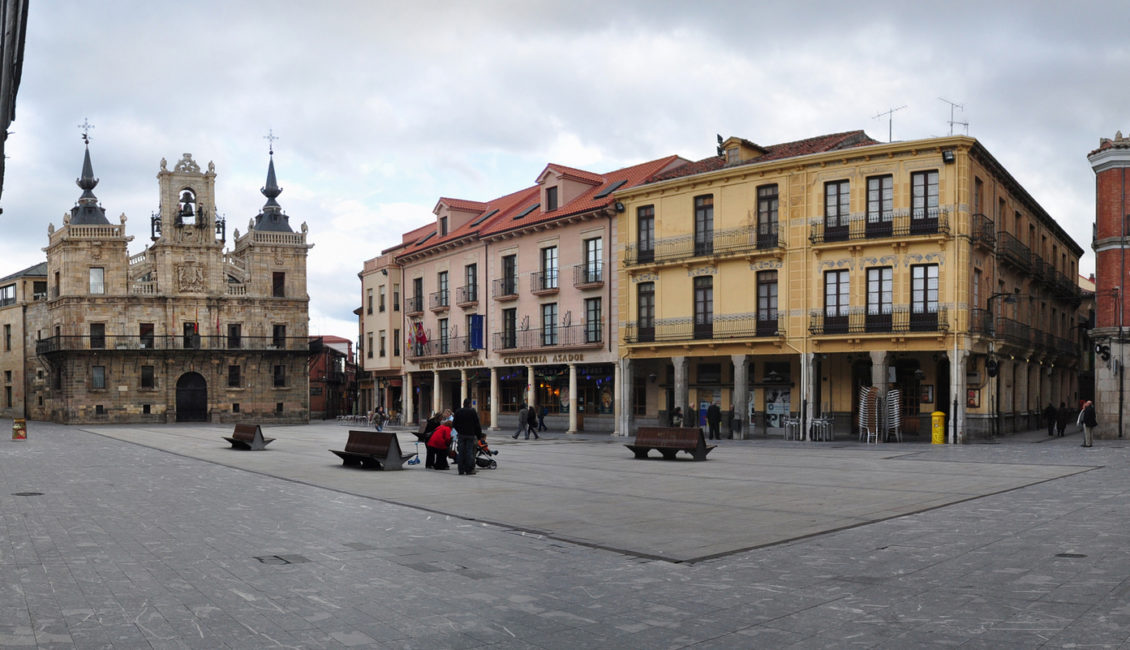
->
11;492;43;497
1056;553;1087;558
254;554;310;565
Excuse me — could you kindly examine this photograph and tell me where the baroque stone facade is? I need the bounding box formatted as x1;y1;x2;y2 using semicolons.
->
24;145;312;424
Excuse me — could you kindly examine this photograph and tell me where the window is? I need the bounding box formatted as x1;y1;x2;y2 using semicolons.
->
637;282;655;342
632;375;646;416
439;318;449;354
756;271;777;335
824;180;850;241
542;303;558;346
412;277;423;308
439;216;448;236
2;323;9;351
0;283;14;306
273;365;286;388
183;322;199;349
393;283;400;311
367;332;373;358
911;264;939;330
910;170;939;233
273;324;286;348
693;276;713;339
232;403;240;413
972;268;982;310
502;255;517;295
583;238;603;284
89;268;105;294
546;186;558;211
378;285;386;312
437;271;449;307
393;328;401;357
367;288;373;314
824;270;850;333
694;195;714;256
585;297;602;343
140;323;154;349
974;176;984;215
4;386;10;408
227;324;241;349
866;267;893;331
866;175;893;237
540;247;558;290
272;272;285;298
464;264;478;302
637;206;655;263
757;184;779;248
379;331;386;357
92;365;106;389
141;365;154;389
502;308;517;348
90;323;105;349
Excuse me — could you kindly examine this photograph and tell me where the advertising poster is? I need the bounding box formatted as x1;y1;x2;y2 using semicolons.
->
765;388;791;430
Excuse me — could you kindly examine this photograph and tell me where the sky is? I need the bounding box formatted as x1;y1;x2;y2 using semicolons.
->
1;1;1126;338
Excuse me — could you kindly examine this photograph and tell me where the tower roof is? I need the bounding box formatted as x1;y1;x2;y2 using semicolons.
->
253;152;293;232
70;144;109;225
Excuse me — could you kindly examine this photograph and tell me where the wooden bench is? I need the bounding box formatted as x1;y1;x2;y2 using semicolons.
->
330;430;416;470
222;424;275;451
625;427;715;461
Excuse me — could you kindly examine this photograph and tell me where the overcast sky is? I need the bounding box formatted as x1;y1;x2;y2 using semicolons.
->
1;1;1125;337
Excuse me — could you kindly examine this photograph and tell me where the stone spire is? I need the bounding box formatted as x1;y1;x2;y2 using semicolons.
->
252;147;293;232
70;139;110;225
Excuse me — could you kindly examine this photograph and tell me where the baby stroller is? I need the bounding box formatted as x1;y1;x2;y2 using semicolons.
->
474;437;499;469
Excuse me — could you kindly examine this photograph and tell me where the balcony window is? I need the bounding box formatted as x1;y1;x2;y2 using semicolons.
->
439;318;449;354
227;323;241;349
501;308;517;348
866;267;893;332
824;180;850;242
542;303;558;346
637;282;655;342
824;270;849;333
757;271;778;336
540;247;558;290
694;195;713;256
910;170;939;234
911;264;939;331
464;264;478;302
693;276;713;339
866;175;893;238
637;206;655;263
502;255;517;295
757;185;778;248
585;298;602;343
583;237;603;283
90;323;105;349
273;324;286;349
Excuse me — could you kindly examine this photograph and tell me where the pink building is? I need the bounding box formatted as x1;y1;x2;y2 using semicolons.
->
377;155;686;433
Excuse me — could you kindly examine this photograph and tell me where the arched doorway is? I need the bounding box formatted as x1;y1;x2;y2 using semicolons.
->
176;372;208;422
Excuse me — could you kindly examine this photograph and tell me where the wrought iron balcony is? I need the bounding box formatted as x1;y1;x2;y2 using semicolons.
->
970;308;993;336
405;295;424;315
492;277;519;301
456;285;478;306
624;314;786;343
491;322;604;351
808;307;949;335
997;231;1031;271
530;270;559;294
971;213;995;250
809;211;949;244
429;290;449;311
35;334;311;355
573;263;604;289
624;225;786;266
994;316;1031;347
406;335;473;360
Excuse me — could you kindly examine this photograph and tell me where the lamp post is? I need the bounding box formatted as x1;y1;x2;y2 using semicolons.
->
987;292;1017;439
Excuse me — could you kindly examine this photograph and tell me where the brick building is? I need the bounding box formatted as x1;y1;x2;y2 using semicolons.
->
20;142;313;423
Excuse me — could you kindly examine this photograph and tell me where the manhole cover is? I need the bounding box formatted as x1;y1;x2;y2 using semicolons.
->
11;492;43;497
1056;553;1087;558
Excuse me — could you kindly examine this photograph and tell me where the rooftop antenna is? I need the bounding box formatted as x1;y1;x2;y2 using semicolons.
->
939;97;969;136
263;128;278;155
872;105;906;143
78;117;94;145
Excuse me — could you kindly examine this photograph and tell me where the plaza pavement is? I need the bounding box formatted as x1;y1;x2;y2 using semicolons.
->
0;418;1128;648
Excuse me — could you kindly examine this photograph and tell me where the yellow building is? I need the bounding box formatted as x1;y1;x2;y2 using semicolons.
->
614;132;1084;441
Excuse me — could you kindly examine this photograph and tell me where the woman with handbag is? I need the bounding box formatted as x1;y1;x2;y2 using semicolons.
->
426;409;454;469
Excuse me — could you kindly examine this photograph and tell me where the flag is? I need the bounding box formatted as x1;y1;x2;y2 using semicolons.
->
407;326;415;346
415;322;428;345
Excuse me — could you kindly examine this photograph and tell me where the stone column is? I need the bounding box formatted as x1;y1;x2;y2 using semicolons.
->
950;349;966;444
1016;359;1030;430
489;366;499;430
673;356;688;425
459;369;467;406
404;372;414;426
616;358;630;437
731;354;748;439
567;363;578;434
803;352;815;441
870;350;889;433
526;365;536;411
432;371;441;415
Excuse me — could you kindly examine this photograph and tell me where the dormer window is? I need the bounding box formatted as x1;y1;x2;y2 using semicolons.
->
546;186;558;212
726;148;739;165
439;216;448;236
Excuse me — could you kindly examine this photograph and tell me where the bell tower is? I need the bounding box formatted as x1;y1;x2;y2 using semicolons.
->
144;154;226;297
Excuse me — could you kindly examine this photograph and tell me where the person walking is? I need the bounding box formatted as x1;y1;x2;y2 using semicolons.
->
1056;401;1070;437
1044;402;1056;437
513;403;528;439
526;404;540;440
1079;400;1097;447
453;399;483;475
538;406;548;432
671;407;683;427
425;409;453;470
706;402;722;440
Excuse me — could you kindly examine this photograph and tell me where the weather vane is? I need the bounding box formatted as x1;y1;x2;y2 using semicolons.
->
78;117;94;145
264;128;278;155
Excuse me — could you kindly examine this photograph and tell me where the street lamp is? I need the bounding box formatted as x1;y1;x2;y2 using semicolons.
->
986;292;1017;439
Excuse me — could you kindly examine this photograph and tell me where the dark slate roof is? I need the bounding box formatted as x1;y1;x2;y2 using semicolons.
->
253;154;294;232
70;145;110;225
0;261;47;284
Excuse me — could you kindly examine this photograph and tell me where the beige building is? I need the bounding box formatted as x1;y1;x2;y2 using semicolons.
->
0;262;45;418
18;143;313;423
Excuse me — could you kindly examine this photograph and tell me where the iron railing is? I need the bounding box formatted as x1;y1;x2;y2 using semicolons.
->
492;277;519;300
407;335;472;359
405;295;424;314
624;224;786;266
36;334;310;355
573;263;604;287
530;270;559;293
492;322;604;350
624;315;785;343
808;307;949;335
810;210;949;244
429;290;449;310
997;231;1031;271
456;285;478;305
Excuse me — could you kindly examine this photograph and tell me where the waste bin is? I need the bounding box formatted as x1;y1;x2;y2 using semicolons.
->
12;418;26;440
931;411;945;444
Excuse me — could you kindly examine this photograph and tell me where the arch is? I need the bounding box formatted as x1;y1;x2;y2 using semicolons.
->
176;372;208;422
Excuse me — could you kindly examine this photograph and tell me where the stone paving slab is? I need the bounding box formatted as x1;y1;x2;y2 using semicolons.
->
1;420;1128;648
79;423;1089;562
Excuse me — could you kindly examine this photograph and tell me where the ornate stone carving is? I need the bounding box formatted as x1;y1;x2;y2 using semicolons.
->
174;154;200;173
176;262;205;292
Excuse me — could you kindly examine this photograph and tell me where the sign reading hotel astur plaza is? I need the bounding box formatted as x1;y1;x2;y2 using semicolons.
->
415;357;486;370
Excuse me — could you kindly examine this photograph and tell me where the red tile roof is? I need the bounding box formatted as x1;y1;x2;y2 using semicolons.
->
538;163;605;185
434;197;489;213
649;130;879;184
